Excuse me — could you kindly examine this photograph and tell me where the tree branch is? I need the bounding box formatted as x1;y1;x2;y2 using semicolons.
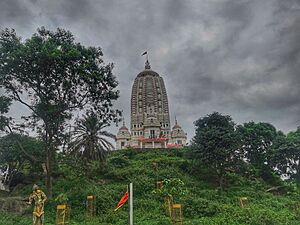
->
6;124;41;163
9;86;36;113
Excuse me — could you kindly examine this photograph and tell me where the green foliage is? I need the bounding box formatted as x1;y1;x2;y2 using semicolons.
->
191;112;241;188
237;122;278;167
0;96;11;114
183;195;219;218
153;178;187;202
287;127;300;144
1;149;300;224
273;128;300;183
0;133;45;187
54;193;69;204
0;95;12;132
0;27;121;195
108;154;130;168
68;111;116;161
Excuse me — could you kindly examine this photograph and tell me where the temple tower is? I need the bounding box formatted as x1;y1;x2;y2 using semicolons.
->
130;59;170;148
116;57;187;149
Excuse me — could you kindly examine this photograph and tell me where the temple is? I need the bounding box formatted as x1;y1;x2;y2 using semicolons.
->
116;59;187;149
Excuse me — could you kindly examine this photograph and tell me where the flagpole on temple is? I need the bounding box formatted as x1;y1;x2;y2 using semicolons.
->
142;51;148;60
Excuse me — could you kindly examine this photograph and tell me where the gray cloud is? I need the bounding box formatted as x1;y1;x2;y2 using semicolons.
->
0;0;299;141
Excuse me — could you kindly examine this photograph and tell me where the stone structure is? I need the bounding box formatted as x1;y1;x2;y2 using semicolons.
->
115;121;131;150
170;118;188;146
116;59;187;149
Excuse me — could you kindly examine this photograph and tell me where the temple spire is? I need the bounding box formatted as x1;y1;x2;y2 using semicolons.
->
122;116;126;127
175;115;178;125
145;59;151;69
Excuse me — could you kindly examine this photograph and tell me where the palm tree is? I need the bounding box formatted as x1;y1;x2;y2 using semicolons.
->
68;112;115;161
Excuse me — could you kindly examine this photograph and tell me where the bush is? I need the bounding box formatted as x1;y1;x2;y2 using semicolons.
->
183;195;219;218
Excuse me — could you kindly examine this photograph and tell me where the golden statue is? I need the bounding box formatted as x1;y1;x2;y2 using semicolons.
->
28;184;47;225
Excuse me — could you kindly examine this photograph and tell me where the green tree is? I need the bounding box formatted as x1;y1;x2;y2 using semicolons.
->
68;111;116;161
0;96;12;131
273;128;300;182
0;133;45;187
0;95;39;162
191;112;241;188
153;178;187;203
237;122;278;179
287;127;300;143
0;27;121;196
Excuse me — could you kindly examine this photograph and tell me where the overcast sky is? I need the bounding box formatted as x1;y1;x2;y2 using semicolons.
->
0;0;300;142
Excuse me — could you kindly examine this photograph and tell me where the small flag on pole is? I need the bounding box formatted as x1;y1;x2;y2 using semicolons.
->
114;191;129;211
142;51;147;56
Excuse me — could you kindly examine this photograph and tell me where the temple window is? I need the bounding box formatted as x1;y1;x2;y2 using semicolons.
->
150;130;155;138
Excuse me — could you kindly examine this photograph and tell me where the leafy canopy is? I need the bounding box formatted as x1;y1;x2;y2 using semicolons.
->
0;27;121;196
0;27;121;138
68;111;116;161
191;112;241;187
237;122;278;167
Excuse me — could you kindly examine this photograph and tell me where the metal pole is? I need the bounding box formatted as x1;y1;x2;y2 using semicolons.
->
129;183;133;225
128;184;130;225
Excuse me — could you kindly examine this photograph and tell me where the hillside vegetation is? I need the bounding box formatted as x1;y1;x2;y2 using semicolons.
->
1;148;300;225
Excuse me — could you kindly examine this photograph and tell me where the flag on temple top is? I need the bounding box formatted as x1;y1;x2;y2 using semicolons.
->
142;51;147;56
114;191;129;211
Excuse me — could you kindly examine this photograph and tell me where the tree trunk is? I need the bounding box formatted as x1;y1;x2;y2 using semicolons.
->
45;151;53;198
45;132;55;199
218;173;224;190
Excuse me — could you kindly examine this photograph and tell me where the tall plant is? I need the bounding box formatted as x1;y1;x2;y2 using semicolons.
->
68;112;116;161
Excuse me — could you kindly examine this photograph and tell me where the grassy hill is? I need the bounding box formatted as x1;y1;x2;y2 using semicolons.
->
1;148;300;225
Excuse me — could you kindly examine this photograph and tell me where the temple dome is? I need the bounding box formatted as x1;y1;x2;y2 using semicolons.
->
137;69;160;78
119;124;129;131
171;119;186;139
172;123;182;129
116;121;131;139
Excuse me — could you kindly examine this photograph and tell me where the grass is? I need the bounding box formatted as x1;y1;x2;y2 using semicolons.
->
1;148;300;224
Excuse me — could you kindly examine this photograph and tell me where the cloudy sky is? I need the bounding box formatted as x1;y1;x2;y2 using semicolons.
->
0;0;300;141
